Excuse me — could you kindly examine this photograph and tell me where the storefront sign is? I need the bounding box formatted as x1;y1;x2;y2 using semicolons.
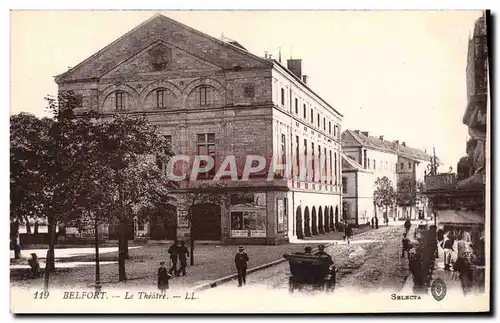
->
425;174;457;191
277;199;284;232
230;210;266;238
177;210;190;228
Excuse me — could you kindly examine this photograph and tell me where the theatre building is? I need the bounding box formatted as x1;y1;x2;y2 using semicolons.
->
56;14;344;244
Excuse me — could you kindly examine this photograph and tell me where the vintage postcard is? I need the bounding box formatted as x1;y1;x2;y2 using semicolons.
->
9;10;490;314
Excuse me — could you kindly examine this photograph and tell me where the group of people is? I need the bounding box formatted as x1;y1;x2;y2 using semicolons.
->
157;240;189;293
157;243;251;292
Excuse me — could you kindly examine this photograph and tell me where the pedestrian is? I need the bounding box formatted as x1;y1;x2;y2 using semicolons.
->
375;216;379;229
314;245;333;265
371;217;374;229
404;219;411;234
168;240;181;276
234;245;249;287
401;233;411;259
345;224;353;244
442;236;455;271
177;240;189;276
157;261;172;295
28;253;40;278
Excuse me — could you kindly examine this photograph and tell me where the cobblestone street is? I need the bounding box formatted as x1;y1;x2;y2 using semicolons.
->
207;223;409;294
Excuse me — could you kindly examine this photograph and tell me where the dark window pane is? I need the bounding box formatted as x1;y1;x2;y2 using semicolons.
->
197;134;205;143
207;133;215;143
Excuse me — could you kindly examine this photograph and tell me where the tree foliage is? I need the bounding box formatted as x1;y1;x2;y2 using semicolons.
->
373;176;397;210
10;91;175;282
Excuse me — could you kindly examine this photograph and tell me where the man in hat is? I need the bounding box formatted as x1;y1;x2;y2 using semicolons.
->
234;246;249;287
314;245;333;265
168;240;181;276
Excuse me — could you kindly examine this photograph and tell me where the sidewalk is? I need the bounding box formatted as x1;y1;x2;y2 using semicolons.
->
10;241;321;290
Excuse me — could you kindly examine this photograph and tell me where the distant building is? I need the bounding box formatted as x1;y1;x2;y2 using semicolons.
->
55;14;344;244
342;130;432;225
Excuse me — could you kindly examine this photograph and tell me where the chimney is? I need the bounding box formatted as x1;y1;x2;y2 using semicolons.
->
402;142;406;147
287;59;302;79
264;51;268;58
379;135;384;141
302;75;308;84
361;131;369;137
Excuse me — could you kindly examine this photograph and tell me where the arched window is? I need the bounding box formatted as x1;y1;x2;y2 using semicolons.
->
115;91;126;111
200;86;213;106
156;89;167;109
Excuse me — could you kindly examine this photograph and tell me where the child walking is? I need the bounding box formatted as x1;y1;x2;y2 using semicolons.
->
158;261;172;295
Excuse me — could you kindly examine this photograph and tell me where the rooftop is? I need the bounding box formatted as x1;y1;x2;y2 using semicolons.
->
342;129;432;162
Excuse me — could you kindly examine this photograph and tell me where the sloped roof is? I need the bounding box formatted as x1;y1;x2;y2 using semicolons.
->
55;14;271;84
341;153;372;173
342;129;432;162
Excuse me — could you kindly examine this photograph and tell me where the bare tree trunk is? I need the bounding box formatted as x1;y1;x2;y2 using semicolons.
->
24;215;31;234
45;219;57;272
190;225;195;266
118;221;127;282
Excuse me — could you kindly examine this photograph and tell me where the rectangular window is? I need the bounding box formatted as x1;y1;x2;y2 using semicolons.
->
329;150;333;184
323;118;326;131
311;142;315;181
333;125;337;137
317;113;320;127
342;177;347;193
324;147;327;183
295;98;298;114
367;159;370;169
329;121;332;134
296;135;300;177
400;162;404;170
281;134;286;168
281;88;285;106
310;109;314;124
318;145;321;183
200;87;211;106
197;133;216;177
115;91;125;111
408;162;412;169
334;152;338;185
303;104;307;118
304;139;308;179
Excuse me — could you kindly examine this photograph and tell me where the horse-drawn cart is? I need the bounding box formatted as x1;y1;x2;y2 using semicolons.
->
283;253;336;293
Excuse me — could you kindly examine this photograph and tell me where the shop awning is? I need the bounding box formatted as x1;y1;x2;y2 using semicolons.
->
437;209;484;225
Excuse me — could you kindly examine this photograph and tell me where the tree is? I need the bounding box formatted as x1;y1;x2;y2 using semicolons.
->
397;178;426;219
182;182;225;266
10;113;52;259
88;113;175;281
373;176;397;221
10;91;176;285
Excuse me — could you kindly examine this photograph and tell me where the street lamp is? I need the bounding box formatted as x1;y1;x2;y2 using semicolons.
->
94;209;101;292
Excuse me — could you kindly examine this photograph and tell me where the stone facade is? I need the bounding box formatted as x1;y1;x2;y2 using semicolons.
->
341;130;431;224
56;14;343;244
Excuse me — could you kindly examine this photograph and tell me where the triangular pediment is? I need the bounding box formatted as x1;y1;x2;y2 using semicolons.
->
56;14;271;83
102;41;221;78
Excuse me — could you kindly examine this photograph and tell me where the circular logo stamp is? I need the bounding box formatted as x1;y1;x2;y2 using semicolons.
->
431;278;447;301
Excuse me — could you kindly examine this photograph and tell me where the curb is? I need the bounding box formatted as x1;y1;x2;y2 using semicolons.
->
192;243;334;292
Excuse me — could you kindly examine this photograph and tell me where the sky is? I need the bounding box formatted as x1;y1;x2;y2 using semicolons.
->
10;10;483;170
